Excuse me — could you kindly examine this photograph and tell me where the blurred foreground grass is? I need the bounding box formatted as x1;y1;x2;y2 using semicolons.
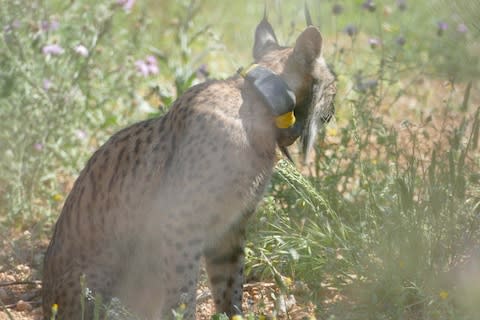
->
1;0;479;319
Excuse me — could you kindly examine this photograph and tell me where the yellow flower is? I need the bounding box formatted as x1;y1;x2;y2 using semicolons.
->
178;303;186;311
326;127;338;136
439;290;449;300
50;303;58;320
52;194;63;202
283;276;293;287
231;315;244;320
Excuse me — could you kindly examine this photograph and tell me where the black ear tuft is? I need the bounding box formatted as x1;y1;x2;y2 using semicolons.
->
253;18;279;60
304;2;313;26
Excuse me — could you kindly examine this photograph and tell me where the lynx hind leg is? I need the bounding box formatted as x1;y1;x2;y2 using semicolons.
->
125;230;204;320
204;218;249;317
42;268;114;320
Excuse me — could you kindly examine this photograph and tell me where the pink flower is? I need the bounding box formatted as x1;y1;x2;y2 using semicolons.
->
135;60;149;77
42;44;64;56
145;55;159;75
135;55;159;77
41;19;59;32
117;0;135;12
34;143;44;151
75;129;88;140
368;37;381;49
74;45;89;57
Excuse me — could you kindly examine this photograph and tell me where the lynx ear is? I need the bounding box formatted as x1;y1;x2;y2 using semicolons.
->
293;26;322;68
253;18;279;60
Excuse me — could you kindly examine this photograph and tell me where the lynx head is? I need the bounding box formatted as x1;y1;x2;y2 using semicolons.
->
251;14;336;161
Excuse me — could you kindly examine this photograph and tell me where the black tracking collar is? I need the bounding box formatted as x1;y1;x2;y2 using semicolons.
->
241;65;296;119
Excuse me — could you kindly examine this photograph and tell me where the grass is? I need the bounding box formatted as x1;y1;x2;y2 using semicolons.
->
1;0;480;319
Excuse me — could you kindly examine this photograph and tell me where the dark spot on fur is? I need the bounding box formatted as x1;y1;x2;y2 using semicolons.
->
175;242;183;250
210;275;226;285
175;265;186;274
134;138;142;155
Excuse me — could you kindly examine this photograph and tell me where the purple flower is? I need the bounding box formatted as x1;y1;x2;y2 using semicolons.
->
196;64;209;79
74;44;89;57
4;20;21;33
42;44;64;56
135;56;158;77
457;23;468;33
12;20;21;29
397;0;407;11
145;55;156;66
355;73;378;93
145;55;159;75
43;79;53;91
332;4;343;15
368;37;381;49
344;24;358;37
41;19;59;32
117;0;135;12
362;0;376;12
395;36;406;46
135;60;149;77
147;63;159;75
437;21;448;36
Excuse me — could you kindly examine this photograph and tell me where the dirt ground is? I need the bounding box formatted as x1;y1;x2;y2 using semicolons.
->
0;277;316;320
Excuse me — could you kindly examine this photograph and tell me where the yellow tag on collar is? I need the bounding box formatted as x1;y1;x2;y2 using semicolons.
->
239;63;259;77
275;111;296;129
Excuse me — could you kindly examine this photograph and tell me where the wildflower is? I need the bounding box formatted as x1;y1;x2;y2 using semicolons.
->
34;143;43;151
4;20;21;33
75;129;87;140
145;55;159;75
457;23;468;33
362;0;376;12
117;0;135;12
52;194;63;202
395;35;406;46
397;0;407;11
135;60;149;77
196;64;209;79
41;19;59;32
42;43;64;56
344;24;358;37
326;127;338;136
439;290;449;300
437;21;448;36
74;44;89;57
368;37;381;49
43;79;53;91
231;315;244;320
51;303;58;320
354;73;378;93
135;56;159;77
332;4;343;15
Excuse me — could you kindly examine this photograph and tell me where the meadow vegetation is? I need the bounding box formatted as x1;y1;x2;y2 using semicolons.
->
1;0;479;319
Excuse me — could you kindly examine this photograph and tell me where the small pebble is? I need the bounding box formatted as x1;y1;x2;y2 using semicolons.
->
16;299;33;312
